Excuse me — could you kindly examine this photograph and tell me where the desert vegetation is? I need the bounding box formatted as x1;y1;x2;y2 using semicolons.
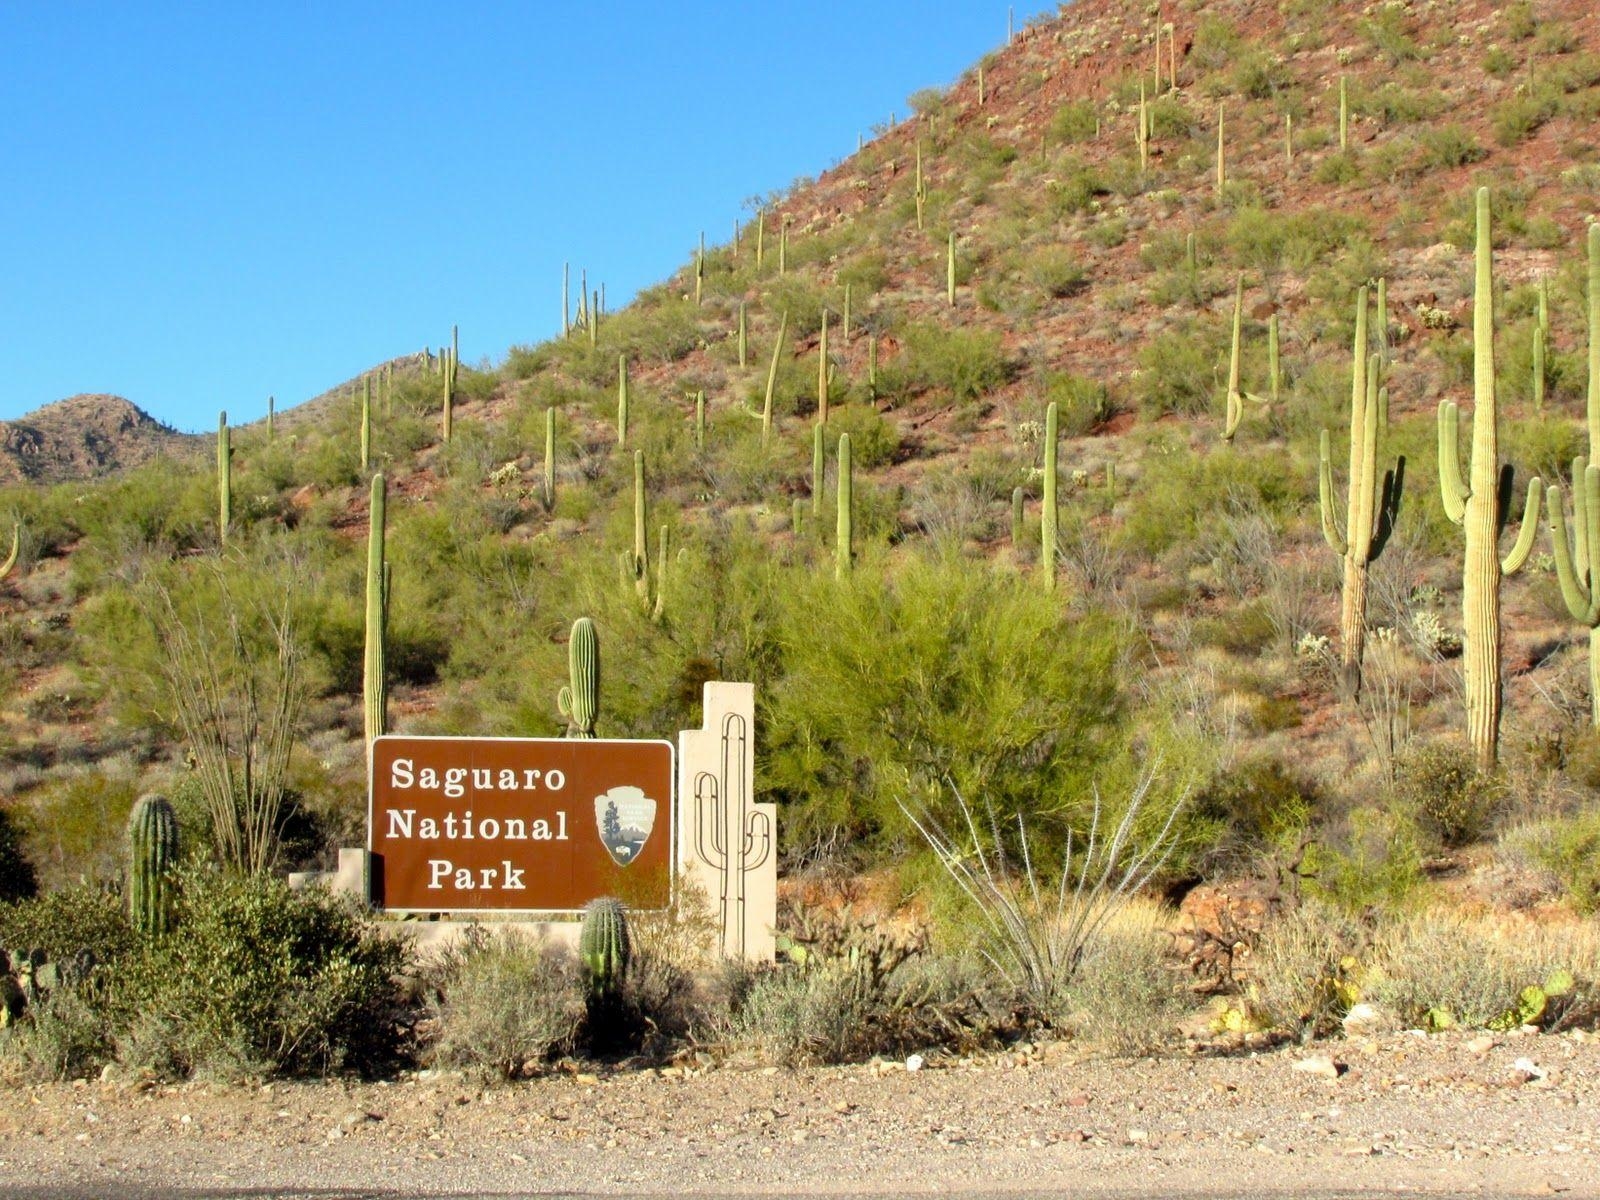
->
5;0;1600;1081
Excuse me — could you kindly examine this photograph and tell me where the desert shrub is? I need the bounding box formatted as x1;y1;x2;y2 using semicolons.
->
0;883;136;965
1134;325;1220;418
1042;371;1118;437
1055;903;1189;1054
1147;96;1196;140
1250;900;1367;1039
0;978;117;1083
1507;812;1600;915
14;771;139;892
1369;913;1600;1029
1231;51;1291;99
1191;757;1318;870
1311;152;1361;186
1050;98;1099;143
1363;9;1421;64
825;405;901;470
1190;15;1241;73
1416;125;1486;170
1024;247;1088;298
838;251;890;298
1304;806;1426;915
1492;90;1559;147
1392;740;1503;848
117;870;408;1079
878;325;1012;407
427;928;585;1079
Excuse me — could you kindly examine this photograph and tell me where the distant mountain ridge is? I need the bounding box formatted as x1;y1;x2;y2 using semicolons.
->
0;394;200;485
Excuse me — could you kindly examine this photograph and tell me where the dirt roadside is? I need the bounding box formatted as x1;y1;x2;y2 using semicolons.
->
2;1029;1599;1197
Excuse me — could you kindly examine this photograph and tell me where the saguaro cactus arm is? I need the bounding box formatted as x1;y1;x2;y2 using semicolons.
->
0;524;19;581
1318;430;1348;557
1437;400;1470;524
1549;466;1600;625
1500;471;1543;575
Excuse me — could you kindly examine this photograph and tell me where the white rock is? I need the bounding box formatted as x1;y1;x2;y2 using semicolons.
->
905;1054;924;1072
1292;1054;1342;1079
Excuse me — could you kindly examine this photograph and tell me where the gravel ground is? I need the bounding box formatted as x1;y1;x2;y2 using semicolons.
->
2;1030;1599;1197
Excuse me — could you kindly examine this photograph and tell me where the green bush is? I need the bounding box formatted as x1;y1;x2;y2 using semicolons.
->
0;883;135;965
427;928;585;1079
1042;372;1118;437
1191;757;1319;869
878;325;1012;408
118;870;408;1079
1304;805;1426;915
1023;247;1088;298
1392;740;1503;848
825;405;901;470
1057;905;1188;1054
1134;325;1221;418
1250;900;1367;1039
1416;125;1486;170
1515;811;1600;915
1049;98;1099;143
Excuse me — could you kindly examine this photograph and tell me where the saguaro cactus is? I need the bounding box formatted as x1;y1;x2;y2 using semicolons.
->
360;376;372;472
1319;288;1405;699
1339;75;1349;152
692;712;772;958
1545;224;1600;724
812;422;825;517
627;451;650;607
579;897;630;997
617;356;630;446
267;395;275;440
542;407;556;510
1223;275;1246;440
126;794;179;941
0;524;19;582
365;473;387;744
737;301;748;368
817;309;831;423
558;616;599;738
836;433;853;579
762;311;789;444
217;411;231;542
1215;103;1226;198
1042;401;1059;591
947;232;957;306
1438;187;1544;771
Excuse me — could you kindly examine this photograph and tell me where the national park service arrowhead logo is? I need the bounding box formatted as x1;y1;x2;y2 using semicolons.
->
594;786;657;867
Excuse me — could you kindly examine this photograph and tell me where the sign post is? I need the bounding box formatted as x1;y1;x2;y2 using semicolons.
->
368;735;674;913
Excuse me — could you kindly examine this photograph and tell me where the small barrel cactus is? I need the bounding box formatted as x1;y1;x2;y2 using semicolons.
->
127;793;180;940
579;897;631;997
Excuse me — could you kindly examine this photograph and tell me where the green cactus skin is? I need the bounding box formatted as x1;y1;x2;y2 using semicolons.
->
1042;401;1058;592
915;141;926;231
617;355;630;447
365;473;387;744
579;896;631;997
267;395;275;440
542;407;556;511
737;301;748;368
842;283;852;344
1224;276;1245;441
1285;113;1293;165
217;411;231;542
695;390;706;452
867;335;878;397
1268;313;1281;404
755;208;765;270
1534;325;1547;411
557;617;600;738
1320;290;1405;700
817;309;831;424
695;231;704;306
1545;224;1600;725
127;794;179;941
947;232;957;307
0;523;19;582
630;451;650;606
763;311;789;444
1375;276;1389;366
836;433;853;580
978;64;985;106
441;356;453;443
360;376;372;472
1339;75;1349;151
589;289;599;349
779;222;788;275
1136;83;1149;172
812;422;825;517
1011;486;1025;562
1438;187;1544;771
562;261;570;337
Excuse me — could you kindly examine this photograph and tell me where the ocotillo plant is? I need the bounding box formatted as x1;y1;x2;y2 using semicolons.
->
1438;187;1544;771
217;411;231;543
1544;224;1600;724
365;473;387;744
542;407;556;511
692;711;771;958
126;794;178;941
617;356;630;446
762;311;789;444
1319;292;1405;699
1041;401;1058;592
558;616;599;738
579;897;630;998
836;433;853;579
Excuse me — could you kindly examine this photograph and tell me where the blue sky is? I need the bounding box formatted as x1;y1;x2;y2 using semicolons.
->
1;3;1056;434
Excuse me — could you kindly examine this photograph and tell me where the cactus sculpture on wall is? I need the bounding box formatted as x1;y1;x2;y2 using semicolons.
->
1041;401;1058;592
1319;288;1405;700
836;433;853;579
1544;224;1600;725
692;712;771;958
365;473;388;745
579;896;630;997
1438;187;1544;771
558;616;599;738
217;411;231;542
127;794;178;941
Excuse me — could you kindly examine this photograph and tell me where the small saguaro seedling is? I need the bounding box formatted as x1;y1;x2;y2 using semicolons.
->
558;617;600;738
126;794;179;941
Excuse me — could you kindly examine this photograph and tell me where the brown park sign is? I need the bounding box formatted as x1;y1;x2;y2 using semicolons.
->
368;736;674;913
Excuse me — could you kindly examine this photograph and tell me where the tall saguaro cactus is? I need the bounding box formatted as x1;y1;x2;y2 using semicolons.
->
836;433;853;579
1545;224;1600;724
126;794;178;941
617;356;630;447
217;411;231;542
762;310;789;444
1041;401;1059;592
360;376;372;472
1437;187;1544;770
628;451;650;607
364;473;387;744
817;309;831;424
542;407;556;510
0;523;20;582
1319;288;1405;699
558;617;600;738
